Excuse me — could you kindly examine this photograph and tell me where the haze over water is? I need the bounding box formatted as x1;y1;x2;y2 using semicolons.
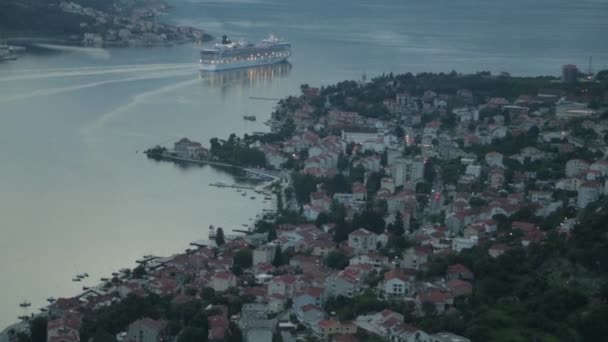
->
1;0;607;329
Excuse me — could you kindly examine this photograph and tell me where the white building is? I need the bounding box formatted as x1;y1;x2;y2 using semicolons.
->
390;157;425;188
565;159;590;177
577;181;601;208
348;228;378;253
253;244;276;265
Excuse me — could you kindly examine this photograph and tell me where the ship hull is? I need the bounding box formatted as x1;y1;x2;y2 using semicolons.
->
199;55;290;71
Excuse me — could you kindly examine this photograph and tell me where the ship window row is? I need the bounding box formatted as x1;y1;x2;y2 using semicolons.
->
201;51;290;64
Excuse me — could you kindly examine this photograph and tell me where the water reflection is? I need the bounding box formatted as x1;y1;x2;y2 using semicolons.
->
198;61;292;90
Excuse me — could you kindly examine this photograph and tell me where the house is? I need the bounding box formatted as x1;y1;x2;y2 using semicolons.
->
253;244;276;266
295;304;325;328
239;304;276;342
401;246;432;271
431;332;471;342
488;244;510;259
47;312;82;342
565;159;589;177
325;266;368;298
416;289;454;314
318;319;357;339
348;228;378;253
208;313;230;341
267;294;287;314
577;181;601;208
383;269;413;297
452;236;478;252
349;252;389;269
489;169;505;189
447;279;473;297
268;274;298;297
173;138;207;159
446;264;474;281
125;318;167;342
485;152;504;168
260;144;287;169
355;310;431;342
210;272;237;292
293;287;325;310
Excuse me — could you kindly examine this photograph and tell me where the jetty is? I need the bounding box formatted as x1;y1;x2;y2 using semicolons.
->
248;96;281;101
209;182;254;190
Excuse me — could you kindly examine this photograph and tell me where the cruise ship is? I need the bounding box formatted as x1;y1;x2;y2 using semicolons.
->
199;35;291;71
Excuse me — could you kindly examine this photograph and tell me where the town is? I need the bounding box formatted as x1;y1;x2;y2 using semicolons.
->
4;66;608;342
0;0;209;47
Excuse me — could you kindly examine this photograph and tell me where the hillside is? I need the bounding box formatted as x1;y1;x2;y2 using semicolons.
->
0;0;208;45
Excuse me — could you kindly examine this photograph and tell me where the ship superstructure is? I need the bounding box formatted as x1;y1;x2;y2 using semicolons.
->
200;35;291;71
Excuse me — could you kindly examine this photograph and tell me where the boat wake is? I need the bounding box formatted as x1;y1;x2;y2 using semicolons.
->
81;77;201;139
0;69;194;104
0;63;196;82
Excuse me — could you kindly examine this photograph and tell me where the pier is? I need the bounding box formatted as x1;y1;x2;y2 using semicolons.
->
209;182;254;190
248;96;281;101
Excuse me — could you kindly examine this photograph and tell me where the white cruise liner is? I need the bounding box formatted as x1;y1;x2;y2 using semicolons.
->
199;34;291;71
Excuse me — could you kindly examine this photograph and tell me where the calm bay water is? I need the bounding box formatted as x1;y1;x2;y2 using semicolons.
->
1;0;607;328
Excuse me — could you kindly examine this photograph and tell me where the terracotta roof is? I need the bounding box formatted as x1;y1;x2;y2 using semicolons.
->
350;228;373;237
384;269;412;282
447;264;472;275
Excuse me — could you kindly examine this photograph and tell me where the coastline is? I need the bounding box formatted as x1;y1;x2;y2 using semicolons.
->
0;0;213;52
0;152;280;334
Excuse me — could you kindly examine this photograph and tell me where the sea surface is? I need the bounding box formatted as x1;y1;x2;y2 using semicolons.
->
1;0;607;329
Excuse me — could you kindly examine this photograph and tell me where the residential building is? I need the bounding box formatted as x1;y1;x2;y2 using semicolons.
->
348;228;378;253
390;157;425;188
125;318;167;342
318;319;357;339
383;269;413;297
253;244;276;266
577;181;601;208
211;272;237;292
565;159;590;177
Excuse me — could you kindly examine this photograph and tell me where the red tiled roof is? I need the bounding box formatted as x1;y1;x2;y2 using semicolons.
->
447;264;472;275
384;269;412;282
350;228;373;237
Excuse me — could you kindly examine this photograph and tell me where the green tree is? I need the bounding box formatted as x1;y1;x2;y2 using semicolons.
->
215;227;225;246
177;327;208;342
267;227;277;242
387;212;404;236
325;250;350;269
233;249;253;269
29;317;47;342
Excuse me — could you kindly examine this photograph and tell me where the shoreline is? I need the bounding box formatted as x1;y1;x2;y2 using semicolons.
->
0;152;280;334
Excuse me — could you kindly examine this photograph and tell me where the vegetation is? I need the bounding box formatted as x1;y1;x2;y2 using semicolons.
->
209;134;266;167
324;250;350;270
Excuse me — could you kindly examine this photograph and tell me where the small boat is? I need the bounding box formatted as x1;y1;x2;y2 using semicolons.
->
72;278;81;282
82;286;90;290
250;196;256;200
100;277;109;282
77;274;85;279
243;115;256;121
111;272;119;276
83;273;89;277
264;197;272;200
40;308;48;312
47;297;56;303
19;301;31;308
